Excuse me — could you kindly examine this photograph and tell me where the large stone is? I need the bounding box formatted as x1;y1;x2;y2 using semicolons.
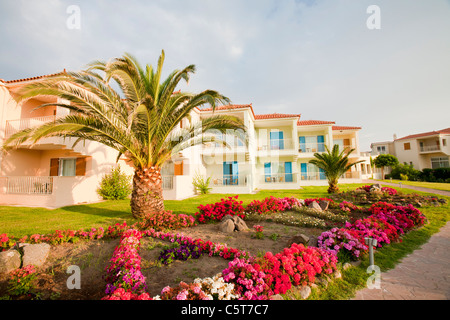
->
22;243;51;268
287;234;310;247
0;249;21;274
318;200;329;211
219;219;235;233
233;216;249;232
308;235;318;247
270;294;284;300
221;215;234;222
308;201;322;211
298;285;311;299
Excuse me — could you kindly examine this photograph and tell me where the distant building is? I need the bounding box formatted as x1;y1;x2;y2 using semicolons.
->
370;128;450;170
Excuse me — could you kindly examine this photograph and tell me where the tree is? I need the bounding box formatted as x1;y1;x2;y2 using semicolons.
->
373;154;399;180
3;50;246;219
309;144;364;193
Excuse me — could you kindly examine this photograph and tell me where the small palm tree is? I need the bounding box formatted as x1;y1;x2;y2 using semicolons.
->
309;144;363;193
3;50;246;218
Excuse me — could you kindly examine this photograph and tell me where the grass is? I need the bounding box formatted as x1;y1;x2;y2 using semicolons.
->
376;179;450;192
1;183;449;300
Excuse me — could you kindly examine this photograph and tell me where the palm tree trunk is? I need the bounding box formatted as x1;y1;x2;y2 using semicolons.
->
327;179;339;193
130;166;165;219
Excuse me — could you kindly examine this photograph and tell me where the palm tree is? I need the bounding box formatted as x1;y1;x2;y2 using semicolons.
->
3;50;246;218
309;144;363;193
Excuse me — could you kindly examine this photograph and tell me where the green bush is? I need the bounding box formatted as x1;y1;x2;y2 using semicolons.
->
192;173;212;194
389;163;420;181
419;168;450;182
97;165;132;200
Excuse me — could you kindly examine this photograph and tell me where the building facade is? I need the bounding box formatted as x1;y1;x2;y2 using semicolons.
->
0;74;372;207
370;129;450;171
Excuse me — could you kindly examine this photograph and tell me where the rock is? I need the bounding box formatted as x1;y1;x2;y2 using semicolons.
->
219;219;235;233
315;277;328;288
0;249;21;274
343;262;353;270
22;243;51;268
308;236;318;247
234;219;249;232
318;200;329;211
270;294;284;300
221;215;234;222
287;234;310;247
333;270;342;279
298;285;311;299
308;201;322;211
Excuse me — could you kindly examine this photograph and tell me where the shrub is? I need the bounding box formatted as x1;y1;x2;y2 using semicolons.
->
192;173;212;195
159;282;212;300
8;265;37;296
97;165;132;200
390;163;420;181
195;196;245;223
132;210;196;231
245;196;301;215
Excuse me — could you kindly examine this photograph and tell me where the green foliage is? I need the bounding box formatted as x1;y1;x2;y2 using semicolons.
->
309;144;363;193
192;173;212;194
373;154;399;168
388;163;420;181
420;168;450;183
97;165;132;200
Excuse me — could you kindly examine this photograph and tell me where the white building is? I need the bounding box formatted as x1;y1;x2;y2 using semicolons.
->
0;73;372;207
370;128;450;171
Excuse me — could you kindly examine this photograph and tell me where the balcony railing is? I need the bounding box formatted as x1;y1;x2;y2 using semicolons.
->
5;115;60;138
420;145;441;152
211;175;248;186
258;138;294;151
4;176;54;194
262;173;296;183
298;143;325;153
162;175;174;190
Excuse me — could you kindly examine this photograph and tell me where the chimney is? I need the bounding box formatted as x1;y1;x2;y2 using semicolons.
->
393;133;397;140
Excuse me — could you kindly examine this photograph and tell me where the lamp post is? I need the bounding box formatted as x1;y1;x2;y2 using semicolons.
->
364;237;377;266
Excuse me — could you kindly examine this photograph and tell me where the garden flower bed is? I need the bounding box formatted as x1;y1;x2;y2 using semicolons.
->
0;190;436;300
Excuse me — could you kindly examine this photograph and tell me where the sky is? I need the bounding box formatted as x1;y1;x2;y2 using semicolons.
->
0;0;449;151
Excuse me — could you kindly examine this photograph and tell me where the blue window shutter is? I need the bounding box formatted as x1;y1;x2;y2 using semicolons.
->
319;168;326;180
300;163;307;180
285;162;293;182
317;135;325;152
264;162;271;183
232;161;239;184
279;131;284;150
223;162;231;185
299;136;306;152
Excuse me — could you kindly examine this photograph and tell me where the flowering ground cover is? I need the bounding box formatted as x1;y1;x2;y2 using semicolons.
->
0;187;446;300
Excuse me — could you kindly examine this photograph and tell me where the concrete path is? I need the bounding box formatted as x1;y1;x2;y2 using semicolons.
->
362;179;450;197
352;221;450;300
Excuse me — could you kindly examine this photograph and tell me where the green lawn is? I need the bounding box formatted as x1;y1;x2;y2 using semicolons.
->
376;179;450;192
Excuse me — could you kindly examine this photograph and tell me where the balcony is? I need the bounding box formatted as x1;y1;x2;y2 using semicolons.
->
5;115;60;138
261;173;297;183
211;175;248;186
298;142;325;153
420;145;441;153
3;176;54;194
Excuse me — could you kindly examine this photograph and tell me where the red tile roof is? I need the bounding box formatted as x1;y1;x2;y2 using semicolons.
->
198;104;253;112
1;70;66;84
254;113;301;120
298;120;335;126
332;126;362;131
395;128;450;141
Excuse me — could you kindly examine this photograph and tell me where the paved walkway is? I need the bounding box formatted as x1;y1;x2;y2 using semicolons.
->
352;220;450;300
362;179;450;197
